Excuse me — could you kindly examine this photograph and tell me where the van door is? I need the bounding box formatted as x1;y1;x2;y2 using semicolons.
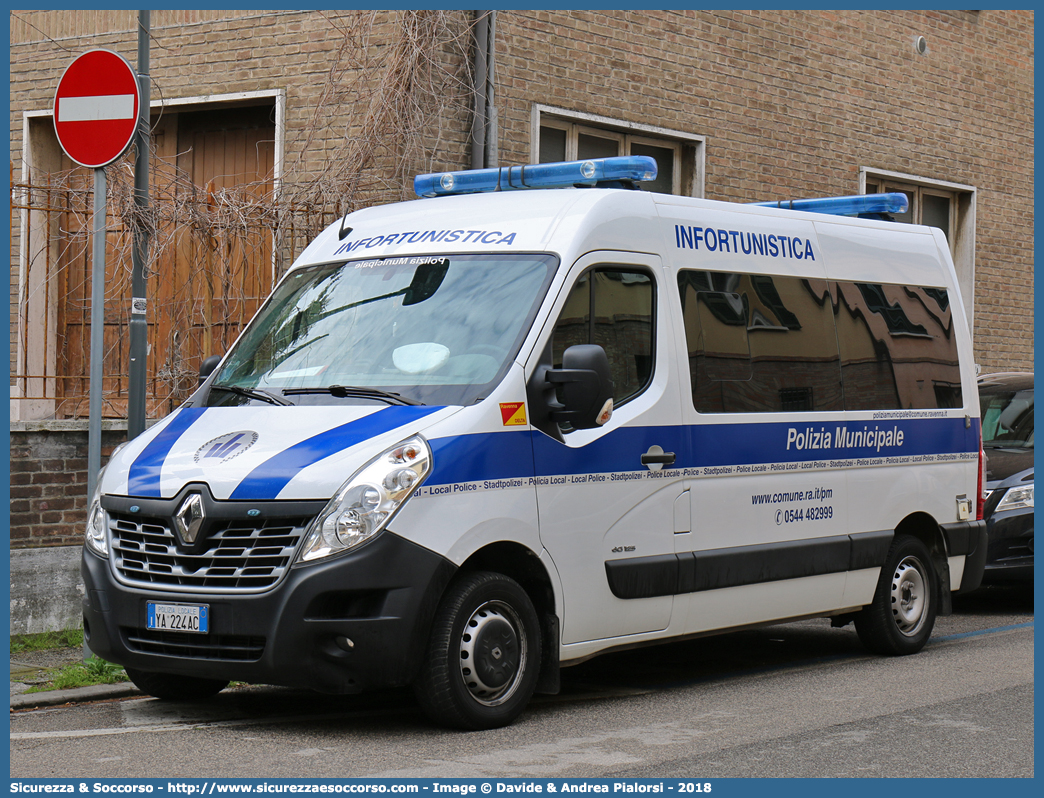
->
528;253;685;644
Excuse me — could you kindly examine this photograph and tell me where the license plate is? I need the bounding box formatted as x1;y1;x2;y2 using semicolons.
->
147;602;209;634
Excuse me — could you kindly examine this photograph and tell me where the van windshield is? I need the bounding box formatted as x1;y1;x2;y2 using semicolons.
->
206;254;556;407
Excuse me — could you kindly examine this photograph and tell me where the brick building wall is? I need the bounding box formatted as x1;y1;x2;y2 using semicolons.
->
10;423;127;549
9;10;474;191
493;9;1033;371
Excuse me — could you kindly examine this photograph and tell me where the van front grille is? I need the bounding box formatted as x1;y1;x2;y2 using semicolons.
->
110;511;312;593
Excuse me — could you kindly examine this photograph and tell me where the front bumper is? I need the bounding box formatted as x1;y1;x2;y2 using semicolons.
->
81;530;457;694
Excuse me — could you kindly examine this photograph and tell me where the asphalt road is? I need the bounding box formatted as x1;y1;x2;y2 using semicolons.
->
9;585;1033;780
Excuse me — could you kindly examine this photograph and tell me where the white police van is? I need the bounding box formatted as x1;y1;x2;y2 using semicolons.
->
82;156;987;729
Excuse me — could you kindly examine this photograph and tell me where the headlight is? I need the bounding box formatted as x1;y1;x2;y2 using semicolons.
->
296;435;432;563
84;440;130;559
84;475;109;558
995;482;1034;512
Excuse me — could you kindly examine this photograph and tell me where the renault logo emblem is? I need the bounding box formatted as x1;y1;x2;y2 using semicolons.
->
174;493;205;544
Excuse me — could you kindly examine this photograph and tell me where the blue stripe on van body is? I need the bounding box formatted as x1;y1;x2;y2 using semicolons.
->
229;405;443;500
127;408;208;497
532;417;976;474
428;429;535;486
424;416;978;485
683;416;978;469
426;421;690;486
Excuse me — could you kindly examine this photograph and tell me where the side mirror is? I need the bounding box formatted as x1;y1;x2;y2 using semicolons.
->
545;345;614;429
402;258;449;306
198;354;222;387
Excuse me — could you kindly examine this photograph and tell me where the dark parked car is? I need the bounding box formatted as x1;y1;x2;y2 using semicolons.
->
978;372;1034;583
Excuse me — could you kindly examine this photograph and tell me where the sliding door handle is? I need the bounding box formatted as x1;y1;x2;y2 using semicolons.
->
641;451;676;466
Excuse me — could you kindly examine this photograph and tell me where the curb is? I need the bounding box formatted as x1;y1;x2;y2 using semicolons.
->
10;682;142;711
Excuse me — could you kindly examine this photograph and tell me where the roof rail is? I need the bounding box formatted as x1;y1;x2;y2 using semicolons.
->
414;156;657;198
751;193;908;217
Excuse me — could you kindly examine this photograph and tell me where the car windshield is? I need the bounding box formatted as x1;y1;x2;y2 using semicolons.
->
979;385;1034;450
208;253;557;407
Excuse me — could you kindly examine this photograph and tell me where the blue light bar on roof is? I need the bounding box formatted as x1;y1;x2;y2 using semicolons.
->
752;193;909;217
414;156;658;198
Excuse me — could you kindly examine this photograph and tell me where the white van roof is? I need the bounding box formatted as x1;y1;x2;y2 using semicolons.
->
291;163;954;290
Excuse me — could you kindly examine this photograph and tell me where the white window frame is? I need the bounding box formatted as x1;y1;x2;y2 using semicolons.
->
860;167;977;337
532;104;705;198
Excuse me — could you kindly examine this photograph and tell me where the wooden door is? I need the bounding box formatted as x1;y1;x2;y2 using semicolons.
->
55;103;276;418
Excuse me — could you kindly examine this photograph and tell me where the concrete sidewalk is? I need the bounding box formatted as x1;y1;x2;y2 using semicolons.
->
10;646;141;711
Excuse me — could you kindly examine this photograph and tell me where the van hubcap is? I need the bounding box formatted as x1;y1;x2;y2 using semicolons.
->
459;600;526;706
891;556;928;636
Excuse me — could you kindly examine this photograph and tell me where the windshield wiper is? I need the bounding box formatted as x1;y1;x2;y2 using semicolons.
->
282;385;423;406
210;384;294;406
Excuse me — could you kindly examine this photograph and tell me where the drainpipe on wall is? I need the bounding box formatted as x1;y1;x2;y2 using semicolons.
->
471;11;497;169
484;11;497;168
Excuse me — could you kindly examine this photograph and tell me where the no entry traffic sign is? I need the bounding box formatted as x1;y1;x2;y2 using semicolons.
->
53;49;140;168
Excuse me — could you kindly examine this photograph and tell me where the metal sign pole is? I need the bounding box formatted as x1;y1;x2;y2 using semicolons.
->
84;167;108;663
87;167;106;502
128;10;150;438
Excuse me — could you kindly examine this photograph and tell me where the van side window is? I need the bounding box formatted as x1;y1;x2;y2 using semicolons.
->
552;268;654;406
832;281;962;410
678;271;843;413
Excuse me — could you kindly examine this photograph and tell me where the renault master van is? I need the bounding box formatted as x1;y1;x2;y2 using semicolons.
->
81;156;987;729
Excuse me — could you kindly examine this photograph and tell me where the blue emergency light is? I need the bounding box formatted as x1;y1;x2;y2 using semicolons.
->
414;156;658;198
752;193;909;217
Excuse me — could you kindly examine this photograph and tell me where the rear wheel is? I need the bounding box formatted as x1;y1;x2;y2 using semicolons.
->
414;571;541;730
125;668;228;701
855;534;937;655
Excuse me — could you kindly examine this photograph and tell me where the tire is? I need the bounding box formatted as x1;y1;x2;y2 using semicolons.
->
125;668;229;701
855;535;938;655
414;571;541;730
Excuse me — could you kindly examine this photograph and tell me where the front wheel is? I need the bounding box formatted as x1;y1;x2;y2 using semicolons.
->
855;535;938;655
414;571;541;730
125;668;229;701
